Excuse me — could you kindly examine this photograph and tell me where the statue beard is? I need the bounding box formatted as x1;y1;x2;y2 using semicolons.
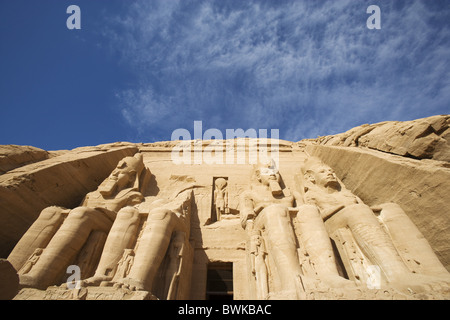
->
269;180;283;196
99;179;119;197
324;179;340;191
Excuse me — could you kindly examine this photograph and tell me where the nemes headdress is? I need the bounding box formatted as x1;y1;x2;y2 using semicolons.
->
117;153;146;191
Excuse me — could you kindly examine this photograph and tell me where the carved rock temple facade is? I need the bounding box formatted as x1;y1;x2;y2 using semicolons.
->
0;115;449;300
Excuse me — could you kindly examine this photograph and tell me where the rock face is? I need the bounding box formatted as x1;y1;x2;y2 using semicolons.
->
0;259;19;300
313;115;450;162
0;145;51;175
0;115;449;300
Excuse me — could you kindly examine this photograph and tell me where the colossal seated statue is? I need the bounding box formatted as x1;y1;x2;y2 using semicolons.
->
8;153;149;290
298;157;450;294
81;176;195;299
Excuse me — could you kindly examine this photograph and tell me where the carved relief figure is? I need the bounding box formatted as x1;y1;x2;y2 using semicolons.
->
114;249;135;280
8;153;148;289
164;232;186;300
18;248;43;275
299;157;450;293
214;178;228;221
250;232;269;300
240;159;304;298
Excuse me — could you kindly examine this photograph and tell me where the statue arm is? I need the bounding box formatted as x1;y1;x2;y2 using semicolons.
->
224;190;230;214
224;190;228;207
127;191;145;206
292;190;303;206
302;191;343;220
239;191;255;228
321;205;345;221
288;190;304;214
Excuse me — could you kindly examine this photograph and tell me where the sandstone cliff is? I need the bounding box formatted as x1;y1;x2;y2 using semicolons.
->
0;145;51;175
0;115;449;275
310;115;450;163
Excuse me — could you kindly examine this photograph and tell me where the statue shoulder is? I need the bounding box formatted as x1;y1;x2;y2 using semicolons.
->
240;189;256;199
303;188;318;202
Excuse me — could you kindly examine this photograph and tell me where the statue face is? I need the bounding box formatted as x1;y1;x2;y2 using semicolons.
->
98;160;137;196
311;164;338;188
252;235;261;245
257;165;281;186
215;178;227;190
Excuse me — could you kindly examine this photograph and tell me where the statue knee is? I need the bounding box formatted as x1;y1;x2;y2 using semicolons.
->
378;202;401;208
378;203;404;215
147;208;187;235
326;204;373;230
297;204;321;221
66;207;113;232
343;204;373;219
68;207;97;221
117;206;140;220
148;208;175;224
341;204;383;228
38;206;66;222
377;203;416;228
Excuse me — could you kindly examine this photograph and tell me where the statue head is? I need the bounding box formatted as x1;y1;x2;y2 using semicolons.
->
254;159;280;185
302;157;340;190
253;159;283;196
252;234;262;245
98;153;145;197
215;178;227;190
33;248;43;256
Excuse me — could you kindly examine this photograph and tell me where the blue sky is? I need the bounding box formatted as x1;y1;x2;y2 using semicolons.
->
0;0;449;151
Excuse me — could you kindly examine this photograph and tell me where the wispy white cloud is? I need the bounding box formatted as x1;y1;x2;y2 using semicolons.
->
104;0;450;142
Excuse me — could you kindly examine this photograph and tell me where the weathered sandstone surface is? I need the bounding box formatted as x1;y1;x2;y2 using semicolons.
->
0;145;50;175
0;115;448;300
311;115;450;162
